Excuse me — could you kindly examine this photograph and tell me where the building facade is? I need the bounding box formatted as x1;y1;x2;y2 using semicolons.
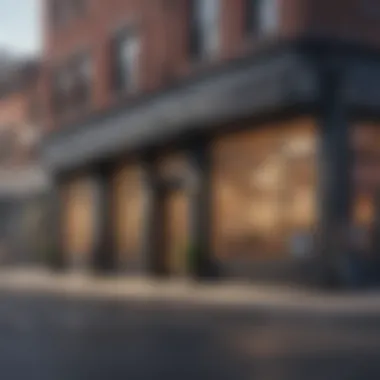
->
41;0;380;286
0;58;49;265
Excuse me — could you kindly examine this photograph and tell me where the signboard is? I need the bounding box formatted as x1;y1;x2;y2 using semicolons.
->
289;232;312;258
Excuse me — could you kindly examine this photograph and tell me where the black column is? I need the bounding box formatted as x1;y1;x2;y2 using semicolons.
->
369;190;380;285
187;141;214;278
139;159;160;275
91;166;115;273
317;63;353;287
48;175;66;270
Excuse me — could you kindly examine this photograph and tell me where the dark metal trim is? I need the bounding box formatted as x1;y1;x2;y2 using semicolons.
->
42;41;319;172
91;167;116;273
314;58;354;288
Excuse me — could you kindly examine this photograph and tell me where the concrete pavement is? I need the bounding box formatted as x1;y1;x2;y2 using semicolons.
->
1;267;380;315
1;268;380;379
1;283;380;380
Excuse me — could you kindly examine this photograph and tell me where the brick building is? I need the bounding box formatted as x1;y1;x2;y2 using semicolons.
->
41;0;380;286
0;58;49;265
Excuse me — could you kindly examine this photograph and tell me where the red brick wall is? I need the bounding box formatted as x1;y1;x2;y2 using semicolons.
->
43;0;380;132
304;0;380;47
42;0;312;131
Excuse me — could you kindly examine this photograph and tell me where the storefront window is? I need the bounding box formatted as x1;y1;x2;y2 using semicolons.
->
62;178;96;266
352;124;380;254
113;165;144;268
212;120;316;261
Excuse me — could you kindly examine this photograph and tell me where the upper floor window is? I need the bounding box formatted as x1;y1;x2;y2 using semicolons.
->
52;66;72;116
73;0;87;17
51;51;93;118
72;52;93;107
50;0;88;29
0;127;16;165
245;0;280;36
28;98;42;126
50;0;66;28
189;0;220;60
111;28;141;94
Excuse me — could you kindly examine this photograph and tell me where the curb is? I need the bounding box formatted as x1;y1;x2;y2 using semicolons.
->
1;270;380;316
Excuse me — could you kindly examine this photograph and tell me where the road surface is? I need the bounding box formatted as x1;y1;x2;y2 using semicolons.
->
0;290;380;380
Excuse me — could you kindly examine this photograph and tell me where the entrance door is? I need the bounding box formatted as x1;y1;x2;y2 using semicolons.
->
162;189;189;277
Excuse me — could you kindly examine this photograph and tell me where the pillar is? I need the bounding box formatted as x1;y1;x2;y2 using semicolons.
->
91;165;115;273
187;141;214;278
48;175;66;270
139;158;160;275
369;190;380;285
317;63;353;287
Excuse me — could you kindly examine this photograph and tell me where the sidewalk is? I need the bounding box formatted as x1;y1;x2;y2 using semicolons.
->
1;267;380;315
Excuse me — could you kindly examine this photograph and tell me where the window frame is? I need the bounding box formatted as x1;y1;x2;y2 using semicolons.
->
110;26;141;95
51;49;93;118
245;0;280;37
49;0;67;29
49;0;88;30
71;51;93;109
189;0;221;61
72;0;88;18
51;65;71;117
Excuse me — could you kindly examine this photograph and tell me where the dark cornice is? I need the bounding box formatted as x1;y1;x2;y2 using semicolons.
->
42;37;380;172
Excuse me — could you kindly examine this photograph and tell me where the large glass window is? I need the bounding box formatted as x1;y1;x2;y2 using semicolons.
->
352;124;380;253
212;120;317;261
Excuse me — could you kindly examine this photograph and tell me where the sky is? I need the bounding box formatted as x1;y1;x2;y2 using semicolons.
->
0;0;40;56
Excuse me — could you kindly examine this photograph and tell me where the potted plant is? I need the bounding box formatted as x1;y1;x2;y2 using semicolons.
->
186;243;201;278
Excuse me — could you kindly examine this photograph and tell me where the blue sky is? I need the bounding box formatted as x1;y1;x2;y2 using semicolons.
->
0;0;40;55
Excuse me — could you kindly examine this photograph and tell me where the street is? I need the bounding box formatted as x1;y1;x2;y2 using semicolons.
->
0;291;380;380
